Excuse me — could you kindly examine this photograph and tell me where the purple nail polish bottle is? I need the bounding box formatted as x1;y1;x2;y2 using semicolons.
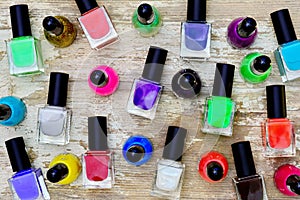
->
5;137;50;200
127;46;168;120
227;17;257;49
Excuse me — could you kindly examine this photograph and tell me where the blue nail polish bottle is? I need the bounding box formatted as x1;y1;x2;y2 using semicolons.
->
0;96;26;126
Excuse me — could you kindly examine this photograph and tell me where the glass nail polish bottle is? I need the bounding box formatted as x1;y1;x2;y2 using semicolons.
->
262;85;295;157
82;116;114;189
127;46;168;120
227;17;257;49
240;53;272;84
43;16;77;48
122;135;153;166
202;63;236;136
231;141;268;200
88;65;119;96
171;68;202;99
151;126;187;199
132;3;162;37
198;151;228;183
37;72;72;145
0;96;26;126
75;0;118;49
180;0;211;59
271;9;300;82
5;137;50;200
6;4;44;76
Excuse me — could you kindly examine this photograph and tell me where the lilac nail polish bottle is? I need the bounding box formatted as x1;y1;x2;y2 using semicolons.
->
127;46;168;120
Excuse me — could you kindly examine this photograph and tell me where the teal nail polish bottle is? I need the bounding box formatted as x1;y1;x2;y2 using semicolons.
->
0;96;26;126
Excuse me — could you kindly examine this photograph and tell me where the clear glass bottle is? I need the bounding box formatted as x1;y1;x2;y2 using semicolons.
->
0;96;26;126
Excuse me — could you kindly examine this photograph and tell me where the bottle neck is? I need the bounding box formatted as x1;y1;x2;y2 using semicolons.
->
0;104;12;121
138;13;155;25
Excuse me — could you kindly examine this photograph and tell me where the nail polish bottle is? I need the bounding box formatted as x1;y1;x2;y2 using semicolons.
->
227;17;257;49
171;68;202;99
262;85;295;157
88;65;119;96
240;53;272;84
43;16;77;48
127;46;168;120
151;126;187;199
122;135;153;166
75;0;118;49
231;141;268;200
198;151;228;183
37;72;72;145
202;63;236;136
274;164;300;196
271;9;300;82
0;96;26;126
6;4;44;76
82;116;114;189
132;3;162;37
180;0;211;59
5;137;50;200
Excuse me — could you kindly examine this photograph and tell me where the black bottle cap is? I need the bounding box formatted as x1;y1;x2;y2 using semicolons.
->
212;63;235;98
287;175;300;195
126;145;145;163
187;0;206;22
162;126;187;161
231;141;256;178
43;16;63;35
5;137;31;172
142;46;168;83
47;72;69;107
75;0;99;15
266;85;286;119
207;162;224;181
10;4;32;38
90;70;108;87
0;104;12;121
137;3;153;21
252;55;271;73
88;116;108;151
270;9;297;45
237;17;257;38
47;163;69;183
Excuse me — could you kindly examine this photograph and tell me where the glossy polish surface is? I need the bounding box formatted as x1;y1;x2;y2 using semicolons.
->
84;152;109;181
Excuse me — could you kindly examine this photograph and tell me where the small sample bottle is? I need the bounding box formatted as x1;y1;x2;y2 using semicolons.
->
43;16;77;48
198;151;228;183
151;126;187;199
122;135;153;166
271;9;300;82
262;85;295;157
227;17;257;49
5;137;50;200
231;141;268;200
171;68;202;99
240;53;272;84
82;116;114;189
6;4;44;76
37;72;72;145
127;46;168;120
47;153;81;185
88;65;119;96
75;0;118;49
202;63;236;136
0;96;26;126
274;164;300;196
180;0;211;59
132;3;162;37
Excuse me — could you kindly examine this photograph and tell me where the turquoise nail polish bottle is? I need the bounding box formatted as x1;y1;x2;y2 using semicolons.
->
0;96;26;126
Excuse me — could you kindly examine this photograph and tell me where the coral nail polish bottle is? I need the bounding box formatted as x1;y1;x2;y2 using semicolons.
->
231;141;268;200
262;85;295;157
43;16;77;48
127;46;168;120
240;53;272;84
82;116;114;189
88;65;119;96
0;96;26;126
37;72;72;145
75;0;118;49
132;3;162;37
271;9;300;82
6;4;44;76
202;63;236;136
151;126;187;199
198;151;228;183
180;0;211;59
6;137;50;200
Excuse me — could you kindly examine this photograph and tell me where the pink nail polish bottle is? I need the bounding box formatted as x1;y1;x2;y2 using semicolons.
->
75;0;119;49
